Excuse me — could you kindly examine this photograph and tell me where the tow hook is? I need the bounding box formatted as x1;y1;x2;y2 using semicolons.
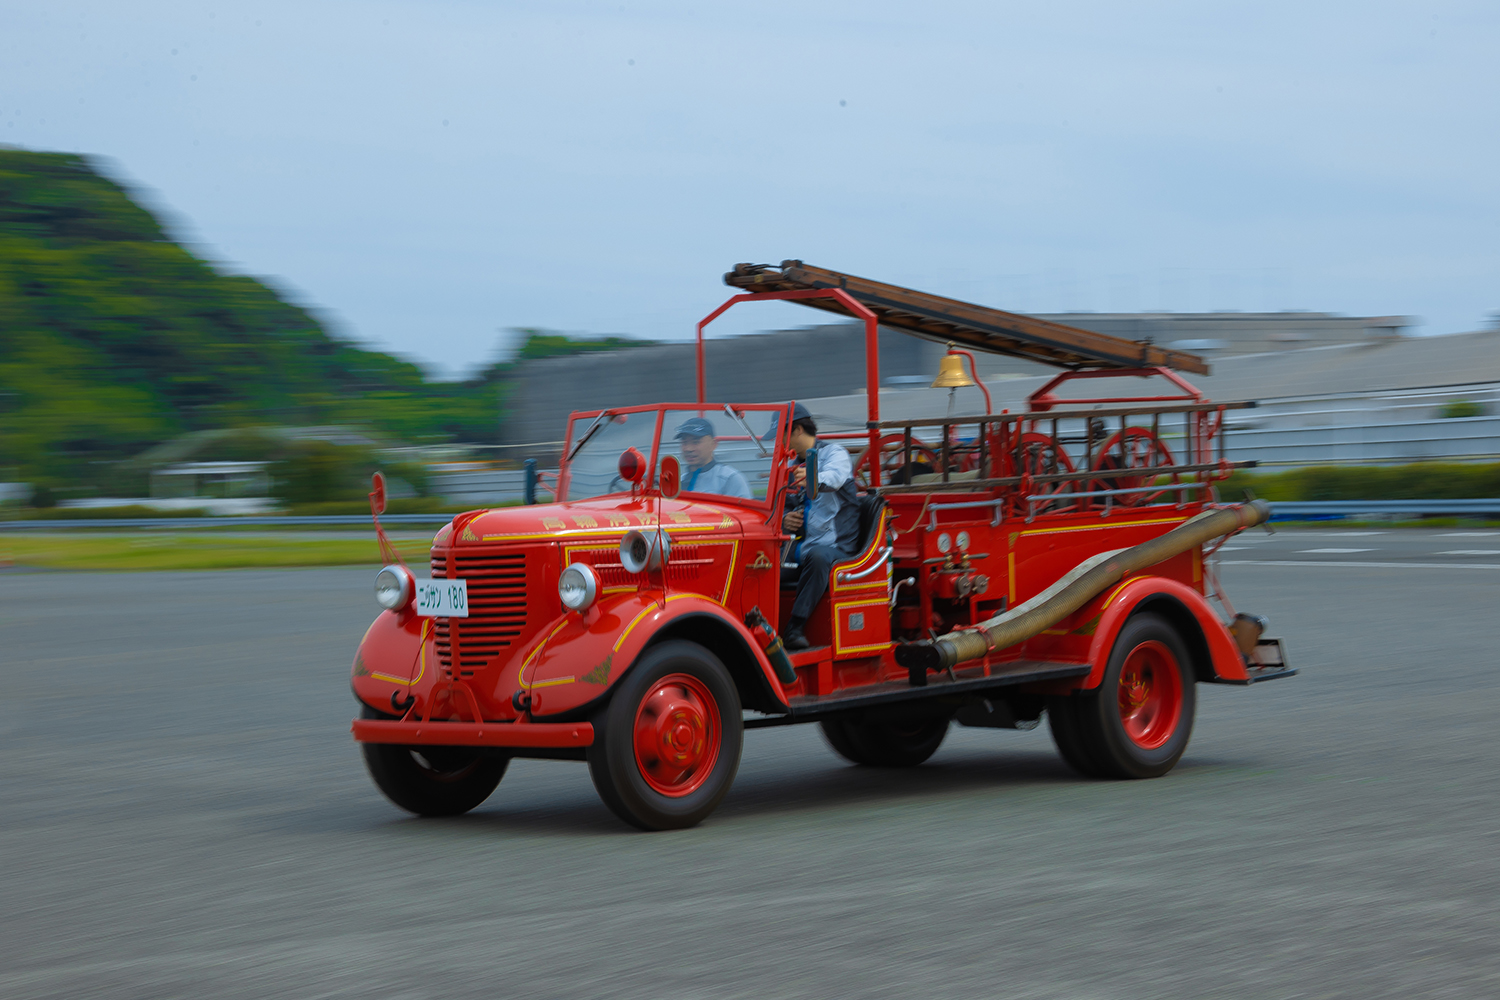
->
390;691;416;713
511;689;532;713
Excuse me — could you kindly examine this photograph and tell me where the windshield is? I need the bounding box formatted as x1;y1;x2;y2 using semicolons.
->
663;407;778;502
562;410;661;501
561;405;785;504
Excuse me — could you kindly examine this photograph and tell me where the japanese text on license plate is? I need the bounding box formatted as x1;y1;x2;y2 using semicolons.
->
415;578;469;617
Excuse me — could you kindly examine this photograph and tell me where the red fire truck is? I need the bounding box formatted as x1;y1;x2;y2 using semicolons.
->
350;261;1294;830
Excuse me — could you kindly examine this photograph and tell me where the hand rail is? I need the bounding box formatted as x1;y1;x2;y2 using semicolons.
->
836;545;893;583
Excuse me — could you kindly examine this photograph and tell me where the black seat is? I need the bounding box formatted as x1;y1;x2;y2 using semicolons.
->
843;493;888;563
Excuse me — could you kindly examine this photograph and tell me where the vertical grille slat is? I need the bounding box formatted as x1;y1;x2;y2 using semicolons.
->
436;551;528;677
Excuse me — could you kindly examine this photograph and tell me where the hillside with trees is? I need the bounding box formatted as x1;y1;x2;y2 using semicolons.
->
0;149;649;497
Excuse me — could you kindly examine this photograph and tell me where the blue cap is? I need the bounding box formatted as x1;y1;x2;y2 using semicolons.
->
674;416;715;439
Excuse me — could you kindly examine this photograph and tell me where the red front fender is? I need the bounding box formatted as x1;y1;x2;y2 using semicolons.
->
520;592;790;719
1083;576;1247;687
351;610;435;713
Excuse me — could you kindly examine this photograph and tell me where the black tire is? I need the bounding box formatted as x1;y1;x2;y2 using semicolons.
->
587;640;743;831
1045;697;1107;778
359;705;508;816
818;713;950;767
1053;613;1196;779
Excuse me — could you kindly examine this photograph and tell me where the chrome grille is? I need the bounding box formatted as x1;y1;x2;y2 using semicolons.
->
449;551;528;676
430;554;452;674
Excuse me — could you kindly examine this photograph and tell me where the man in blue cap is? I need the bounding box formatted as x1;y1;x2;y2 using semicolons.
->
674;417;751;498
781;403;860;650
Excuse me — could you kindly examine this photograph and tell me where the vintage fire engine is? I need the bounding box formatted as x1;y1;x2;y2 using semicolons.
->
349;261;1294;830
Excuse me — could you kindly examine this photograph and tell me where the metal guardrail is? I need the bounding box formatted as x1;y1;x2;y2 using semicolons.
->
1270;500;1500;518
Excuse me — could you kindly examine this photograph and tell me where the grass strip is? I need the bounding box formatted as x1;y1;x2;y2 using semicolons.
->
0;534;434;571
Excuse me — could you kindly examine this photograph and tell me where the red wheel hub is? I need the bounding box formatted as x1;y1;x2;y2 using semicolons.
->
1117;639;1183;750
632;673;721;797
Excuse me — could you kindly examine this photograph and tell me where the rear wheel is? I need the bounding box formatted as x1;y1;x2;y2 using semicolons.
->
819;713;950;767
587;640;743;830
358;705;508;816
1049;613;1195;779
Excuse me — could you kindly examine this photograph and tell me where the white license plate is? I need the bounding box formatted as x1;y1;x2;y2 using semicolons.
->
414;578;469;618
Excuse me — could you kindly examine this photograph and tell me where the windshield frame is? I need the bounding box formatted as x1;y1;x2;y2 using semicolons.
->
557;401;791;509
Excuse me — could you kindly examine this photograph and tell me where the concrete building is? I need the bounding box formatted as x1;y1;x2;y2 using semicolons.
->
768;327;1500;469
502;311;1415;450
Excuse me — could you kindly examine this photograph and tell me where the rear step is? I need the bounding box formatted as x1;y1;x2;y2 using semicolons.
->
1210;636;1299;684
745;659;1089;726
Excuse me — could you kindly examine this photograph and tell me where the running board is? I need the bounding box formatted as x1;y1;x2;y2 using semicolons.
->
745;659;1089;726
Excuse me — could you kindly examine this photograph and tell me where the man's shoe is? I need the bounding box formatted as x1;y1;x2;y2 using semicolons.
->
784;628;810;651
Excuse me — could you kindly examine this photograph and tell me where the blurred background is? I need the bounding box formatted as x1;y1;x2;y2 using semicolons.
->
2;0;1497;515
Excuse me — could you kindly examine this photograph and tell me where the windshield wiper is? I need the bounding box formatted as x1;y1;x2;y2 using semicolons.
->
567;410;612;461
724;404;770;457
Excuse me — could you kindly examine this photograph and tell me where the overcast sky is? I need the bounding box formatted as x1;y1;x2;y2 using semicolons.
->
4;1;1496;376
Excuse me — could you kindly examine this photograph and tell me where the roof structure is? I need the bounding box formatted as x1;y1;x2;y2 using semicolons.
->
723;260;1209;375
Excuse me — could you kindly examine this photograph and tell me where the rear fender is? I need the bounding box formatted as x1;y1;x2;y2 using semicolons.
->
350;610;435;713
522;592;790;720
1083;576;1246;687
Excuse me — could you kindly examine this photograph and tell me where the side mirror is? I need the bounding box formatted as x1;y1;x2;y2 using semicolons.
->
803;447;819;500
658;454;681;499
369;471;387;516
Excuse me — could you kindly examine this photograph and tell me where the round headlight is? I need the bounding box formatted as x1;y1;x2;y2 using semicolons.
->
374;565;414;610
558;562;599;611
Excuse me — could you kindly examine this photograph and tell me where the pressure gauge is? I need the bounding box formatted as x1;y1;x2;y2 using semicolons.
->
956;531;971;552
936;533;952;554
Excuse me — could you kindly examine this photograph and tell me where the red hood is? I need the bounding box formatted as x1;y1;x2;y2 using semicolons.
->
453;495;755;547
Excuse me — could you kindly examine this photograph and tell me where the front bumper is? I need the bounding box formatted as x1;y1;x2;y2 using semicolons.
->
352;718;595;748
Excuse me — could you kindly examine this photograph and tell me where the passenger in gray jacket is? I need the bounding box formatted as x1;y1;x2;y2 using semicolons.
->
674;417;751;499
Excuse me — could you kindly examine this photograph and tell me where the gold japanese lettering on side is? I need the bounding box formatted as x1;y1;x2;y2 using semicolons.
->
668;513;690;524
541;517;566;531
608;514;631;527
573;515;598;528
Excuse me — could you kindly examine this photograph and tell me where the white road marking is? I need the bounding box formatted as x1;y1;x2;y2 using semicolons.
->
1440;532;1499;537
1293;531;1386;537
1297;548;1376;554
1437;550;1500;556
1217;546;1248;552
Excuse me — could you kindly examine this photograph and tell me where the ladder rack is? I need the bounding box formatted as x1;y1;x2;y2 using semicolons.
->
723;260;1209;375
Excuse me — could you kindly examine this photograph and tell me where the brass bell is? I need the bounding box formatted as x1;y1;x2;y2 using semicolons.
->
930;345;976;389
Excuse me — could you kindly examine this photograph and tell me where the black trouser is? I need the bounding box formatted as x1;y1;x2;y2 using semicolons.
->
782;543;848;623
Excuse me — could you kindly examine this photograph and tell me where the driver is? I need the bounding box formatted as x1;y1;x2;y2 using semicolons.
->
674;417;751;498
780;404;859;650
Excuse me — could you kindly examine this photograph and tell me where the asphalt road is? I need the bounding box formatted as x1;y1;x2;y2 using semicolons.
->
3;540;1498;999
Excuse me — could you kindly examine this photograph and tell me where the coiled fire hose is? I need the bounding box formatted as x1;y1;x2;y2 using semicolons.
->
894;499;1271;674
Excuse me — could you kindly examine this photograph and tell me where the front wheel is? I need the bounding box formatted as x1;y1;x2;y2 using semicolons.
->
819;713;950;767
587;640;743;830
359;705;509;816
1048;612;1195;779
